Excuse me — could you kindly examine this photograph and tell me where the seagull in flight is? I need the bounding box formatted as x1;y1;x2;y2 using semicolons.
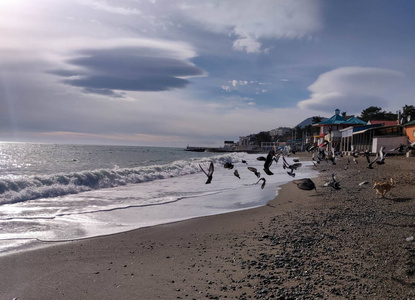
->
199;162;214;184
263;149;275;176
282;156;302;172
255;177;266;189
247;167;261;178
375;146;386;165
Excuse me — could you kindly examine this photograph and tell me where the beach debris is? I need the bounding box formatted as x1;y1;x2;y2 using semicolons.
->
224;162;234;169
247;167;261;178
234;170;240;179
406;236;414;242
256;156;266;161
358;181;369;186
292;178;317;192
241;159;248;165
199;162;214;184
255;177;266;189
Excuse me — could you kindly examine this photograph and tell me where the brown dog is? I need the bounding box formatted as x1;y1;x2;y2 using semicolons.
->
373;178;395;198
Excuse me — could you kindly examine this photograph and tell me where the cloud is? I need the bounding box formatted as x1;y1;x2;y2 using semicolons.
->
180;0;322;53
232;36;262;53
232;80;248;87
222;80;271;95
81;0;142;15
297;67;405;114
50;45;205;94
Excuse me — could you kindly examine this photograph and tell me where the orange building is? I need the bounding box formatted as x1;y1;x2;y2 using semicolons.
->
404;120;415;143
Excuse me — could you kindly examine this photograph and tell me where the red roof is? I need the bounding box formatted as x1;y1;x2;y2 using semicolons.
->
368;120;398;126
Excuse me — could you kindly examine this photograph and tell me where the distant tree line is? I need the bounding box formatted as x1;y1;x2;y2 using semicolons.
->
251;104;415;146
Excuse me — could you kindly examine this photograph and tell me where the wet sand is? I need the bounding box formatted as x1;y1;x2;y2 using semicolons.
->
1;153;415;299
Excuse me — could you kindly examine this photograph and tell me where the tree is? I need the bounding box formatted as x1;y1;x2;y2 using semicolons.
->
401;105;415;123
254;131;272;145
312;116;323;124
341;111;354;120
359;106;397;122
359;106;383;121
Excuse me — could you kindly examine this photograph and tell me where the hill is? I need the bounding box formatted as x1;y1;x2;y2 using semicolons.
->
296;116;328;128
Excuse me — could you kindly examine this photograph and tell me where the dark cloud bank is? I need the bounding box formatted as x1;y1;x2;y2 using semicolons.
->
49;47;204;95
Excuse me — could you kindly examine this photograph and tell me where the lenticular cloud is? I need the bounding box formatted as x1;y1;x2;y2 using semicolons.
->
297;67;405;113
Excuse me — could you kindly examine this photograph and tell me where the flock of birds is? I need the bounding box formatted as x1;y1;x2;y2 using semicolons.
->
199;145;315;192
199;139;415;194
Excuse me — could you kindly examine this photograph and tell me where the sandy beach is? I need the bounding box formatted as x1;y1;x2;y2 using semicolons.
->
1;153;415;299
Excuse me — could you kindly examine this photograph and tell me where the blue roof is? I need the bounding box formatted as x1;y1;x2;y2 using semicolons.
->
314;113;366;126
344;116;366;125
315;113;345;125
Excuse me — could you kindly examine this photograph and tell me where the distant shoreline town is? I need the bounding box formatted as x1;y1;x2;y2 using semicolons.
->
186;106;415;156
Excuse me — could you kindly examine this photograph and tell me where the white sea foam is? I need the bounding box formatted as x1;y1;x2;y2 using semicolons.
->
0;148;318;254
0;154;235;204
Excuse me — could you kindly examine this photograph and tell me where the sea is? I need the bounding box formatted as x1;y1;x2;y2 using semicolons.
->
0;142;318;255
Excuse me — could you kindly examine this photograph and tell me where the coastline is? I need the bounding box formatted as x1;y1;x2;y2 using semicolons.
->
1;154;415;299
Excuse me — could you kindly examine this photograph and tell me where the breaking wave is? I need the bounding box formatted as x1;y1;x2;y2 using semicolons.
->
0;153;239;205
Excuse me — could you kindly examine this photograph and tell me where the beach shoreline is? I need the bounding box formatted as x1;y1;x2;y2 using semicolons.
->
1;153;415;299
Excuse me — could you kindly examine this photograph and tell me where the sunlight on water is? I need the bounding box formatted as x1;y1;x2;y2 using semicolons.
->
0;143;318;254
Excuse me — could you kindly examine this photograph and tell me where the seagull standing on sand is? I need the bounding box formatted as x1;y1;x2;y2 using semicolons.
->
376;146;386;165
344;158;350;170
324;173;341;190
292;178;317;192
199;162;214;184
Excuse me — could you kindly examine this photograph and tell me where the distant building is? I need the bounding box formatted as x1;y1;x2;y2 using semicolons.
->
313;109;366;150
260;141;284;151
237;135;259;151
223;140;236;150
269;127;291;137
367;120;399;127
344;123;405;154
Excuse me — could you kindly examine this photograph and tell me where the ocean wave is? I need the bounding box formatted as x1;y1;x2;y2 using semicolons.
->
0;153;241;205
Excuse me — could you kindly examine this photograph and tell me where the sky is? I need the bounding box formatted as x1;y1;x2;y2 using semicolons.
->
1;0;415;147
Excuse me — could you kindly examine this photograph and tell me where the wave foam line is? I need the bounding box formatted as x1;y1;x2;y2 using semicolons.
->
0;153;240;205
